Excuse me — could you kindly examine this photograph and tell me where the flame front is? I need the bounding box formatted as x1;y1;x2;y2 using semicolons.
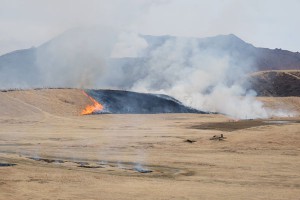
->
81;91;103;115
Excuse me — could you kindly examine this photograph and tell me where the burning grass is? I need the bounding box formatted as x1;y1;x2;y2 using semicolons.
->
81;91;103;115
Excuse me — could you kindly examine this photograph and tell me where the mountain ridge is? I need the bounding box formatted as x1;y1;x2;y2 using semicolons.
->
1;29;300;91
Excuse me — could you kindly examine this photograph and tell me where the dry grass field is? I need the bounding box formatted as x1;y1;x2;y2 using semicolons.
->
0;89;299;199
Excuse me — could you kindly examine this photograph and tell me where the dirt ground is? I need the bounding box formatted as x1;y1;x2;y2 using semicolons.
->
0;89;299;200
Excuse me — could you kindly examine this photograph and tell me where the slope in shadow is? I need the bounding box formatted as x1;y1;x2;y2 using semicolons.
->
247;70;300;96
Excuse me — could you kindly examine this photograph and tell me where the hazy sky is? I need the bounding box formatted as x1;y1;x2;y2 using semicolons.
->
0;0;299;55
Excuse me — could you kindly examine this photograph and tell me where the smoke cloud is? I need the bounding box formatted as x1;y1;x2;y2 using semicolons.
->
112;35;289;119
36;27;118;88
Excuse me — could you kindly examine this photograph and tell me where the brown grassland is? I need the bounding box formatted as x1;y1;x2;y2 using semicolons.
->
0;89;299;199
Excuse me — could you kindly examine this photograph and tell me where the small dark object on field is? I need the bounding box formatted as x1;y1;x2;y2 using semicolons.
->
29;157;64;163
75;162;89;166
134;168;153;173
210;134;226;141
185;139;196;143
78;165;103;169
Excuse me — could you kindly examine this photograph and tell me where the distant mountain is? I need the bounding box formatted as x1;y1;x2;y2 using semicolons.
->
0;47;39;88
0;27;117;89
1;29;300;89
140;34;300;71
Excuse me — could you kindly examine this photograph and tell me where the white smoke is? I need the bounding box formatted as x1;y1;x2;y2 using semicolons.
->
115;35;291;119
36;26;118;88
111;32;148;58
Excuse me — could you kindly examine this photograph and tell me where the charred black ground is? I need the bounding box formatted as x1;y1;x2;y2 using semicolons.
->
189;119;300;132
86;89;206;114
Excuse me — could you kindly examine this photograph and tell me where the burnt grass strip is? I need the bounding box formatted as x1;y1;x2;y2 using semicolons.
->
74;162;89;166
189;120;266;132
77;165;103;169
29;157;64;163
0;163;16;167
134;168;153;173
188;120;300;132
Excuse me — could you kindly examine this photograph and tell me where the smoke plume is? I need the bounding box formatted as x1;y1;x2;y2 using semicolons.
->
117;35;284;119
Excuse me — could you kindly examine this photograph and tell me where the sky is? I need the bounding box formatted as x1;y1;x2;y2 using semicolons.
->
0;0;299;55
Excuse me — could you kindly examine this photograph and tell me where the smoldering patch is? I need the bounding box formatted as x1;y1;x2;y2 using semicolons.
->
133;163;153;173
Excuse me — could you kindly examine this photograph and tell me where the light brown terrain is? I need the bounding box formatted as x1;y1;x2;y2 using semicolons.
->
0;89;300;200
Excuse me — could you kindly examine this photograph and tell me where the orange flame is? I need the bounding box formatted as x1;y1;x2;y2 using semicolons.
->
81;91;103;115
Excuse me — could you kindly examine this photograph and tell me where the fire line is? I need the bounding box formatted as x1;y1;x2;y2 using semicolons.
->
81;91;103;115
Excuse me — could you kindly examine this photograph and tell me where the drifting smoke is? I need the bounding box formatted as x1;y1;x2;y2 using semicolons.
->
138;37;264;118
110;34;291;119
0;26;118;89
36;27;118;88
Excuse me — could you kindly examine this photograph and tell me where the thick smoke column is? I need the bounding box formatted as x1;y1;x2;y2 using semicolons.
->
112;34;290;119
134;36;259;118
